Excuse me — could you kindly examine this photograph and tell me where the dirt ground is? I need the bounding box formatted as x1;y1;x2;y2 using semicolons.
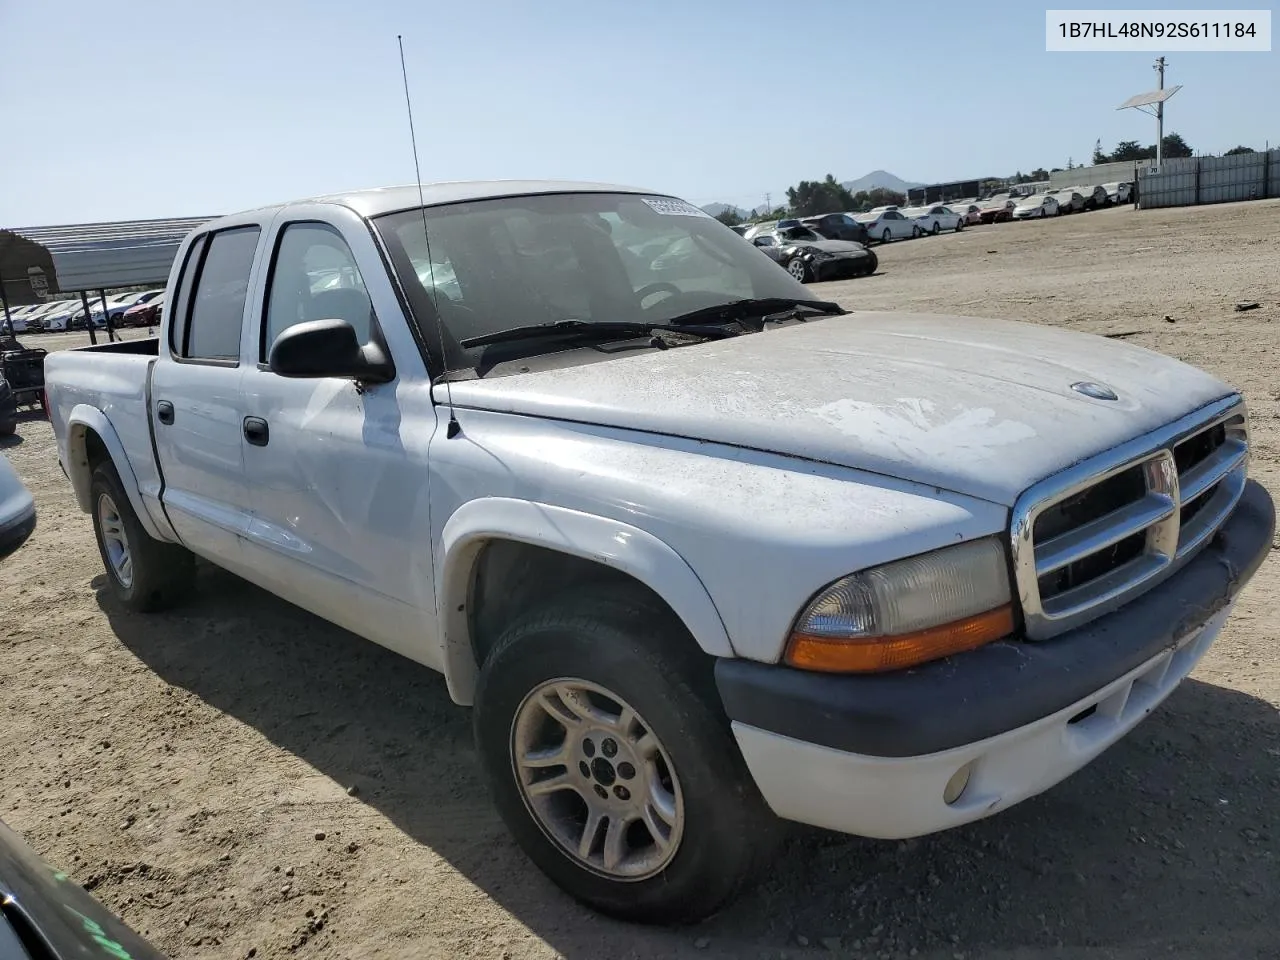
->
2;200;1279;960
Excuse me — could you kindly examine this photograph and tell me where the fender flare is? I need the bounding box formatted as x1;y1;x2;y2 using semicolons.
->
438;497;735;705
64;405;167;542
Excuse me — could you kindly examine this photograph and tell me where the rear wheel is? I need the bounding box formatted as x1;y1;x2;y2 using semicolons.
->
912;225;923;239
90;461;195;612
862;251;879;276
474;589;779;924
881;228;891;244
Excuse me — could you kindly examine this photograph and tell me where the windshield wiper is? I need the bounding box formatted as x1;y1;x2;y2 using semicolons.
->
663;297;846;329
459;318;737;349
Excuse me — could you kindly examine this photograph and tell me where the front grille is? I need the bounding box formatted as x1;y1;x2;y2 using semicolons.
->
1011;398;1249;639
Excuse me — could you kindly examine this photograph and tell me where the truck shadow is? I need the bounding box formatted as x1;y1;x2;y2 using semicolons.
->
98;566;1279;959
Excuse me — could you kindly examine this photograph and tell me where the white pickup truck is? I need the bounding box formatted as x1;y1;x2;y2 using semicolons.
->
45;181;1273;924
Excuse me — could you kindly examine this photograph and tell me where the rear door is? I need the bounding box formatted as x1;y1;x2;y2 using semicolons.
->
150;219;267;570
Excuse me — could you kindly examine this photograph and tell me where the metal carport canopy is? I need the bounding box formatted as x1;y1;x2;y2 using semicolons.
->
2;216;218;293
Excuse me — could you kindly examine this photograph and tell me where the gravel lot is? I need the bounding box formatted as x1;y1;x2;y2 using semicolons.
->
2;200;1278;960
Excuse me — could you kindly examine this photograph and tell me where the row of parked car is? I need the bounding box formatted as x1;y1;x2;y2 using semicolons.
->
726;181;1135;283
1;288;166;334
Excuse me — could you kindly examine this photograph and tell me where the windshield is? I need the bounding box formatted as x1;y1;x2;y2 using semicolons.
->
778;226;822;242
373;192;810;372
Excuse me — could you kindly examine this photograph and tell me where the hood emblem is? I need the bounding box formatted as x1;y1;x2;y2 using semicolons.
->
1071;381;1119;401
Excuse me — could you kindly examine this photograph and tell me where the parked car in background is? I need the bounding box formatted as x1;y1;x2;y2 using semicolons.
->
38;301;84;332
1069;185;1108;210
748;224;877;282
728;224;749;236
122;292;166;327
2;305;38;332
906;204;965;235
853;208;921;242
950;202;983;226
1012;194;1060;219
20;300;75;332
67;305;107;330
799;213;870;245
1046;189;1085;214
1103;181;1132;205
978;197;1016;223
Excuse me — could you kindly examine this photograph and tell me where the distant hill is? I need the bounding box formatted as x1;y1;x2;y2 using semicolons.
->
700;202;749;220
841;170;924;194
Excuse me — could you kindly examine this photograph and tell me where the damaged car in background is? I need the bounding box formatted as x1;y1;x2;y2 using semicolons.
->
743;222;877;282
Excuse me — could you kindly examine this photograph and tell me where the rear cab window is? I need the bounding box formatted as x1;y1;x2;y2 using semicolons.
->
171;225;262;363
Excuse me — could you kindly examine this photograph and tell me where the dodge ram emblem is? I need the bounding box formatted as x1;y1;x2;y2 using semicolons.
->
1071;381;1119;401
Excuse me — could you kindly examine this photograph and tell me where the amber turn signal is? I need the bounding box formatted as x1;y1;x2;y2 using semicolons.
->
784;604;1015;674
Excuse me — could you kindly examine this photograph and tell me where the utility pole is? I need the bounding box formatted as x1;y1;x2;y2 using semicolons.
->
1154;56;1167;168
764;192;772;214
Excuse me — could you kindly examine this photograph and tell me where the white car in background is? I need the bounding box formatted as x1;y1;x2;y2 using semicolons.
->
1103;181;1133;205
853;208;921;243
1045;188;1085;214
906;204;965;235
1012;194;1060;219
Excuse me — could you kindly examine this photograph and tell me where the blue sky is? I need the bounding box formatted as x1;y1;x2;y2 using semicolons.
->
1;0;1275;225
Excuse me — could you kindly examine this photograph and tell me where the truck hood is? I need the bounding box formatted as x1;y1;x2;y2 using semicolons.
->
441;313;1237;506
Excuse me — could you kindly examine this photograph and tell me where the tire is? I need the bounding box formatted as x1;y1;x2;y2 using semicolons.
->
473;588;780;924
955;218;964;232
930;222;940;235
786;258;810;283
0;420;14;437
862;251;878;276
881;228;891;244
90;461;195;612
912;225;923;239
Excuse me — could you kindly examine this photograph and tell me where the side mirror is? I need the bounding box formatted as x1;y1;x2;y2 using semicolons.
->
268;319;395;383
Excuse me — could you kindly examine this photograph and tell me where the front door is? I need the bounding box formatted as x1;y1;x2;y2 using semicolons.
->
236;208;441;668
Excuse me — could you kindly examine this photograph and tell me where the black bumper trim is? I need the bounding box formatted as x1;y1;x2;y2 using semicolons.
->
715;478;1274;759
0;508;36;561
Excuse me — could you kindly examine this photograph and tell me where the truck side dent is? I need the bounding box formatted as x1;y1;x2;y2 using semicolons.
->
439;497;735;705
63;404;174;543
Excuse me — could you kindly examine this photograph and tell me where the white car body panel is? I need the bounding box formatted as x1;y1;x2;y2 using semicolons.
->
441;313;1233;507
0;453;35;538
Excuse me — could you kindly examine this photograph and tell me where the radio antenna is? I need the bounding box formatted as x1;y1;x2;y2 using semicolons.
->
398;34;460;439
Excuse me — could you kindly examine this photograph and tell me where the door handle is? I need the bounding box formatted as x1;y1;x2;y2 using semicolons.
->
243;417;270;447
156;400;174;425
243;416;270;447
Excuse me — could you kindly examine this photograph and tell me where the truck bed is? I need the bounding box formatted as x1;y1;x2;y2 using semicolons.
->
43;345;168;537
73;336;160;356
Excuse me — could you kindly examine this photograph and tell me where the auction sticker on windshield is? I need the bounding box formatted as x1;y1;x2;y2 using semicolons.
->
641;197;714;218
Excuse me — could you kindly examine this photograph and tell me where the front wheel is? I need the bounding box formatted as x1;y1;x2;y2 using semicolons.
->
90;461;195;612
786;258;810;283
473;590;779;924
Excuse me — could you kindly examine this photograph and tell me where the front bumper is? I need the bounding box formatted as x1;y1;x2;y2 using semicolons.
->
810;254;873;281
716;478;1273;839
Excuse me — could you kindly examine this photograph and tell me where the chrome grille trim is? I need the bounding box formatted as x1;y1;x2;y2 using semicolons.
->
1012;395;1249;639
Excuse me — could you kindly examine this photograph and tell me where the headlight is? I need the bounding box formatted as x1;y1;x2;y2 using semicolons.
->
805;248;832;260
785;537;1014;673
